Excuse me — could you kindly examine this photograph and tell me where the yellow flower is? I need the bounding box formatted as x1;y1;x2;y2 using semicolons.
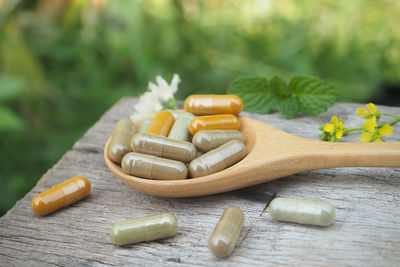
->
357;103;381;120
323;116;344;139
360;117;394;142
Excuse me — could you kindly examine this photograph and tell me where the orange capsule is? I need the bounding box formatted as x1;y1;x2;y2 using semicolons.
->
189;114;240;136
184;95;243;115
31;176;91;216
146;111;175;136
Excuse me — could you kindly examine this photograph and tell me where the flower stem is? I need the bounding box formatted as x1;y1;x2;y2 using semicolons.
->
342;127;363;135
382;113;399;119
378;116;400;127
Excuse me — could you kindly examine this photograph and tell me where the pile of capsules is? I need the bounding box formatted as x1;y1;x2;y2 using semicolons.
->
108;94;247;179
31;178;336;258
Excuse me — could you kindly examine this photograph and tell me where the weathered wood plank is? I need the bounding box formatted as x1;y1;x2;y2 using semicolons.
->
1;97;399;266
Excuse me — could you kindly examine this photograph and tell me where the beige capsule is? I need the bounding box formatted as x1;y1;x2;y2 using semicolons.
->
121;152;187;180
131;133;196;163
208;207;245;258
108;119;137;163
192;130;243;152
189;140;246;178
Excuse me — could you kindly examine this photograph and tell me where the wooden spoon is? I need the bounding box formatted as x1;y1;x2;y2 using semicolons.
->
104;116;400;197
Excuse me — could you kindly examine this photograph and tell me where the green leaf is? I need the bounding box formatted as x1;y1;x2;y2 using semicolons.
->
289;75;337;115
228;77;276;114
0;75;24;101
166;97;178;110
269;76;289;97
278;98;299;119
0;105;24;131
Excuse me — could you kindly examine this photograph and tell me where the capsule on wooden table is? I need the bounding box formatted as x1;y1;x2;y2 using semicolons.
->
31;176;91;216
189;140;246;178
108;118;137;163
268;198;336;227
131;133;196;163
110;213;178;246
138;118;153;133
189;114;240;136
184;95;243;115
208;207;244;258
168;112;195;141
146;110;174;136
193;130;243;152
121;152;187;180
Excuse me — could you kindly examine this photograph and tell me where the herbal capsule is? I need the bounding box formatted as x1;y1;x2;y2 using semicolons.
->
184;95;243;115
110;213;178;246
131;133;196;163
121;152;187;180
189;114;240;136
168;112;195;141
108;119;137;163
189;140;246;178
193;130;243;152
208;207;244;258
165;109;182;119
146;110;174;136
139;118;153;133
269;198;336;227
31;176;91;216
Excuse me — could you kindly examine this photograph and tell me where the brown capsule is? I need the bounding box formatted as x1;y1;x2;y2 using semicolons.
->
192;130;243;152
31;176;91;216
189;114;240;136
131;133;196;163
208;207;245;258
121;152;187;180
189;140;246;178
108;119;137;164
146;111;174;136
184;95;243;115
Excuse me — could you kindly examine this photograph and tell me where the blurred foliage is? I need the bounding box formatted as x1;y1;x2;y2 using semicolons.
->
0;0;399;216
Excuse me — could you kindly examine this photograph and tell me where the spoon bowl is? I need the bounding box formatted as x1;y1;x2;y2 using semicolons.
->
104;116;400;197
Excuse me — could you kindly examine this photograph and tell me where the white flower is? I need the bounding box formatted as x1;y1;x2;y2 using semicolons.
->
148;74;180;102
130;74;180;121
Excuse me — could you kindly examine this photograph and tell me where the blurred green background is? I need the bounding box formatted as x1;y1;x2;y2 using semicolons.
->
1;0;399;216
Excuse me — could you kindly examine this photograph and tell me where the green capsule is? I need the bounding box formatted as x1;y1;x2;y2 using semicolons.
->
208;207;244;258
189;140;246;178
269;198;336;227
139;118;153;133
165;109;182;119
192;130;243;152
110;213;178;246
108;119;137;163
121;152;187;180
131;133;196;163
168;112;195;141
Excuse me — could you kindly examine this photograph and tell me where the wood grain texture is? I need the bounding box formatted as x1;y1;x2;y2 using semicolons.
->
1;97;399;266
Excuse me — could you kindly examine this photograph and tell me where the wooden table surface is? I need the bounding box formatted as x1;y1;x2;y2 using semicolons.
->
1;97;399;266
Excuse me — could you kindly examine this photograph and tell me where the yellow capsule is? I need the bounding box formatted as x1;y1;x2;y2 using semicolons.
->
121;152;187;180
184;95;243;115
189;114;240;136
108;119;137;163
146;110;174;136
31;176;91;216
189;140;246;178
131;133;196;163
208;207;245;258
192;130;243;152
110;213;178;246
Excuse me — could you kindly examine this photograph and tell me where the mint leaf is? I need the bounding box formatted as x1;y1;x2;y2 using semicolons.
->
278;98;299;119
289;75;337;115
228;77;276;113
269;76;289;97
269;76;299;118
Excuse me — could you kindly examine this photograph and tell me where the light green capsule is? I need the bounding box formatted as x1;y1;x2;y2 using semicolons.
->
121;152;187;180
108;119;137;164
168;112;195;141
269;198;336;227
110;213;178;246
189;140;247;178
131;133;196;163
165;109;182;119
208;207;244;258
139;118;153;133
192;130;243;152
